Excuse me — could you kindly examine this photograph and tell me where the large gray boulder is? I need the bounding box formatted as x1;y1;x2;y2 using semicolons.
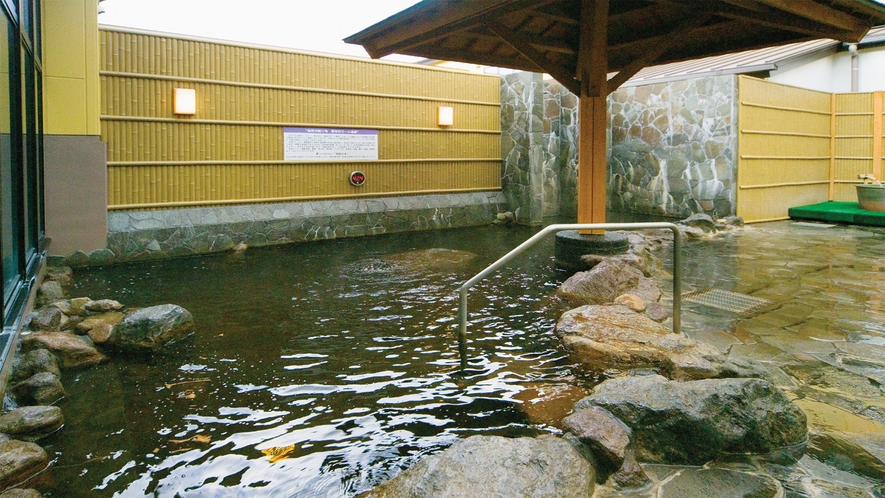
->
576;375;807;465
0;406;64;443
0;440;48;491
19;332;106;369
555;305;725;380
107;304;194;353
363;435;595;498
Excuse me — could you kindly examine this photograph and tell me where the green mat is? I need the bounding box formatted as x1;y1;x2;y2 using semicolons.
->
789;201;885;227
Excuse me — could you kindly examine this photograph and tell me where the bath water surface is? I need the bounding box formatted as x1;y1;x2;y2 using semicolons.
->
45;225;582;497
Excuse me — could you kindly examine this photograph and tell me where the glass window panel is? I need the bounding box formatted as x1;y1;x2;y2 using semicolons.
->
20;45;34;259
32;0;37;61
0;14;15;305
18;0;29;46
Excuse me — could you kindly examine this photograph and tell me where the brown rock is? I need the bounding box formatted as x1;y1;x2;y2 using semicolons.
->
0;406;64;442
68;297;91;316
615;294;646;312
48;301;71;314
84;299;124;313
555;305;725;380
87;323;114;344
645;301;669;322
9;373;66;406
36;282;63;306
10;350;61;384
557;259;660;306
75;312;125;332
45;266;73;287
20;332;106;369
108;304;195;352
24;308;66;332
563;406;631;480
0;441;48;490
0;488;44;498
611;450;650;489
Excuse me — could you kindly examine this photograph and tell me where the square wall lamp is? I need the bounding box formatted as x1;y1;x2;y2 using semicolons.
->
174;88;196;115
438;106;454;127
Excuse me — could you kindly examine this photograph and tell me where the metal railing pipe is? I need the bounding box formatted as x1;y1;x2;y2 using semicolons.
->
457;223;683;371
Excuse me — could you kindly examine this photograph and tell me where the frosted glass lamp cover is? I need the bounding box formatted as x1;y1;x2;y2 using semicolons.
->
174;88;197;115
438;106;454;126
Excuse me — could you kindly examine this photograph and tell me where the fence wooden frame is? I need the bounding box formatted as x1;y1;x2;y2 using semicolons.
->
99;27;503;210
737;76;885;222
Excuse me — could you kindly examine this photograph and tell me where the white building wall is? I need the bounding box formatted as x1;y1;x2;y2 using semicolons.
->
769;45;885;93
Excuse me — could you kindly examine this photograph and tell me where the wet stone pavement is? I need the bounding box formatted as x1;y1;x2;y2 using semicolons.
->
638;220;885;498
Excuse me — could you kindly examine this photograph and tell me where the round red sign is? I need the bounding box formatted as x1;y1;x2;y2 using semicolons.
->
349;171;366;186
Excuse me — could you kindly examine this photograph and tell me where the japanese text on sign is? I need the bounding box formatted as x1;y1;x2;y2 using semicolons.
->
283;127;379;161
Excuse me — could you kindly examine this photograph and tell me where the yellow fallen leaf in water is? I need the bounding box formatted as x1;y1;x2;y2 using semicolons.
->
262;445;295;463
170;435;212;444
164;378;210;389
177;391;196;400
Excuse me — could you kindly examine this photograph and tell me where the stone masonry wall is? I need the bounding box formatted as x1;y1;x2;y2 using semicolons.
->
500;73;579;224
501;73;738;221
501;72;548;225
51;192;506;266
609;76;737;218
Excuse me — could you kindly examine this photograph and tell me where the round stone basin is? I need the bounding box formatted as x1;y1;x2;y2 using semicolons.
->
856;183;885;211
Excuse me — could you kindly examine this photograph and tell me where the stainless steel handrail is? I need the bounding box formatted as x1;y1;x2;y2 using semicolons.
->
457;223;683;371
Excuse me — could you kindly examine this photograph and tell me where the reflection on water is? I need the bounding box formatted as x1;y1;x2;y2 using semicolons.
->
48;225;578;497
38;220;885;497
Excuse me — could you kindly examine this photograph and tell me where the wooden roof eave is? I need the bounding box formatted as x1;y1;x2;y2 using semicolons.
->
345;0;885;90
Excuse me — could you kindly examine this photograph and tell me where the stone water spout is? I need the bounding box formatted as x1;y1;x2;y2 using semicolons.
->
858;173;881;185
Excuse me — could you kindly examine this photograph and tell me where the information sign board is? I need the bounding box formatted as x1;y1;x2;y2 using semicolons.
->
283;127;379;161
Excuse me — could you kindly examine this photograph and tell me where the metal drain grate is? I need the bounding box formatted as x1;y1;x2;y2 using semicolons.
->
681;289;775;316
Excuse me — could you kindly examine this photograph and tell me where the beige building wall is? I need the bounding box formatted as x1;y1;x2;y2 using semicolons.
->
43;0;108;256
99;27;502;211
737;76;885;221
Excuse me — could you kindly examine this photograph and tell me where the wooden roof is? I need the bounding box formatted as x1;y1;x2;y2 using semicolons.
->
345;0;885;95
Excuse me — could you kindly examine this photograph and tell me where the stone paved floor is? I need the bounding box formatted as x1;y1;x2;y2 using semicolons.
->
634;220;885;497
594;221;885;498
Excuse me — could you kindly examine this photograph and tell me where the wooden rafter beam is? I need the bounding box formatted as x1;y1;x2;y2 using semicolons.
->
609;18;754;58
752;0;870;40
483;18;580;94
607;10;713;93
530;5;579;25
395;45;543;73
716;0;855;40
464;29;575;54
